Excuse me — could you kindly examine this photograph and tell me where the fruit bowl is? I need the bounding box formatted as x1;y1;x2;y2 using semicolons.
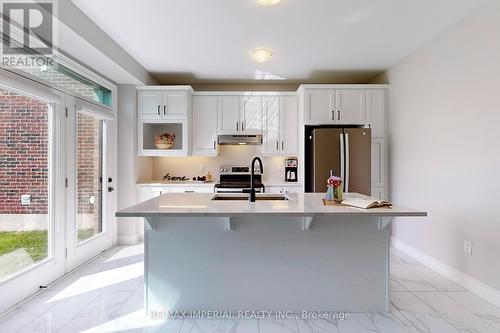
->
154;133;175;149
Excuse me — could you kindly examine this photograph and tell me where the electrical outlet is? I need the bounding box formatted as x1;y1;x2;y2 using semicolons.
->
463;240;472;255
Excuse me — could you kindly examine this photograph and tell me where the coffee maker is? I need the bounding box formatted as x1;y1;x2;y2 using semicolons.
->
285;158;298;182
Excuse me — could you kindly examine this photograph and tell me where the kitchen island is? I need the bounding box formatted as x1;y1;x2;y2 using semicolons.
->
116;192;426;316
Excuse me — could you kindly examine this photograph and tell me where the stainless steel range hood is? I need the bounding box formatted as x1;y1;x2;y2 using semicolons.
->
217;134;262;145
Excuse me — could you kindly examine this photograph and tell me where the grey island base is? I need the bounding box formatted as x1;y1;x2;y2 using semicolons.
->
116;192;426;316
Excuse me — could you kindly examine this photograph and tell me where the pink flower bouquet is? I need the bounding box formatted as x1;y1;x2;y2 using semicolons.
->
325;176;343;203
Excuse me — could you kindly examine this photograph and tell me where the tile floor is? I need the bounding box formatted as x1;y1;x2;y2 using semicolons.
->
1;244;500;333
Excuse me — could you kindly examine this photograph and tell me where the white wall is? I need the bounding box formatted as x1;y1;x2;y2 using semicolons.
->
383;1;500;291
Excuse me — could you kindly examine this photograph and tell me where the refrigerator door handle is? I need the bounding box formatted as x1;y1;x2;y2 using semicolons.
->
340;133;345;185
345;133;350;193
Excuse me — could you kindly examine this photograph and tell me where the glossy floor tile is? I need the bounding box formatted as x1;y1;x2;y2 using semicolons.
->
0;244;499;333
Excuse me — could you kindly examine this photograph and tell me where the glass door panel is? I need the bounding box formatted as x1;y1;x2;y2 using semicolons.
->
76;113;103;242
0;76;65;314
0;88;51;279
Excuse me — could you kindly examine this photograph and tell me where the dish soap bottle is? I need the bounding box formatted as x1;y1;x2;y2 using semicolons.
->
205;171;213;182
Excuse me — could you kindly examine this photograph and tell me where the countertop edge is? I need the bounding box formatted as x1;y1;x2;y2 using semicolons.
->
116;212;427;218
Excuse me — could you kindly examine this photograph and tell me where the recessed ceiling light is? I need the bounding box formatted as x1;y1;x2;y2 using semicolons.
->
257;0;281;6
251;48;273;63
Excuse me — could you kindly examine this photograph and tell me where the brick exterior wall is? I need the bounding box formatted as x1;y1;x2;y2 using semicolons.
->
77;113;101;217
0;89;49;214
0;89;102;221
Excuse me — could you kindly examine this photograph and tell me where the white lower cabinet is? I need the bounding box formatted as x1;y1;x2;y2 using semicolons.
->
138;184;215;202
265;185;303;194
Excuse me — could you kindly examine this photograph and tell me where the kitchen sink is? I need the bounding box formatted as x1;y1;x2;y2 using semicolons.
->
211;194;289;201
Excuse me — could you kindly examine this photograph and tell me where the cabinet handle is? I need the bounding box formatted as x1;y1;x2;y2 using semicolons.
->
276;141;279;150
338;110;340;120
236;122;239;131
157;105;160;115
163;105;166;116
281;141;284;150
242;122;245;131
185;190;195;193
213;141;216;150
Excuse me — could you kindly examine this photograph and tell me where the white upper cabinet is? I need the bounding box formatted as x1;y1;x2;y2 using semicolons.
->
307;90;335;124
304;88;366;125
280;96;298;155
263;97;280;154
240;96;262;133
366;89;386;138
162;90;188;119
193;96;218;156
335;89;366;125
218;96;262;134
138;87;191;120
218;96;240;134
263;96;298;156
137;91;163;119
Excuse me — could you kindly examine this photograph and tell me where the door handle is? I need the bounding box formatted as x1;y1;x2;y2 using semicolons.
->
157;105;160;115
163;105;166;116
107;186;115;193
345;133;350;192
340;133;345;189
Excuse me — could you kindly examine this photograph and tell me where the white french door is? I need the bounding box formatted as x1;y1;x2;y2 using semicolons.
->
0;70;66;313
0;68;116;313
65;96;115;271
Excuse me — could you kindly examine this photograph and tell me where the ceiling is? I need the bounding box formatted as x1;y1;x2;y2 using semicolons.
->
71;0;486;84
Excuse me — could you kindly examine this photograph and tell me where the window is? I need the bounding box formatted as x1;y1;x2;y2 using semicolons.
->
17;63;112;107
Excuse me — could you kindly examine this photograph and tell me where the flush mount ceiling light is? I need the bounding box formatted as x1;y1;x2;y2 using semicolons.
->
251;48;273;63
257;0;281;6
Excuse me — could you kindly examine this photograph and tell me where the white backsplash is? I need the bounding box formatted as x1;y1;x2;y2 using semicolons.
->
146;145;296;184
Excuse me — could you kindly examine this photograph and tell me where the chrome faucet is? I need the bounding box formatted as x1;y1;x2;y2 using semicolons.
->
250;157;263;202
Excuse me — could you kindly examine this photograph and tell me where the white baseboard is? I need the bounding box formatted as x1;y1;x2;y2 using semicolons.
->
391;237;500;308
117;234;139;245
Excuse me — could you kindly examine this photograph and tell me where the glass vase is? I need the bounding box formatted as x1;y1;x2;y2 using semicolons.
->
334;186;343;203
325;185;334;201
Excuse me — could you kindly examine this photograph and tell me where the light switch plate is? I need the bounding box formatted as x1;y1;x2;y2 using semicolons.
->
463;240;472;255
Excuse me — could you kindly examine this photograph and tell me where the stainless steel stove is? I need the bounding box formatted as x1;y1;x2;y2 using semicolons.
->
215;165;265;193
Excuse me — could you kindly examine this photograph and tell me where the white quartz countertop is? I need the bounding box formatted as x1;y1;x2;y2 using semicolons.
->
116;193;426;218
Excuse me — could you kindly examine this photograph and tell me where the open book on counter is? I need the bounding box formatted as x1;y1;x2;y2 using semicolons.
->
341;193;392;209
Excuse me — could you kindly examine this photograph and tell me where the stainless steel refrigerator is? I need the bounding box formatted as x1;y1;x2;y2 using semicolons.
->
305;127;371;195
